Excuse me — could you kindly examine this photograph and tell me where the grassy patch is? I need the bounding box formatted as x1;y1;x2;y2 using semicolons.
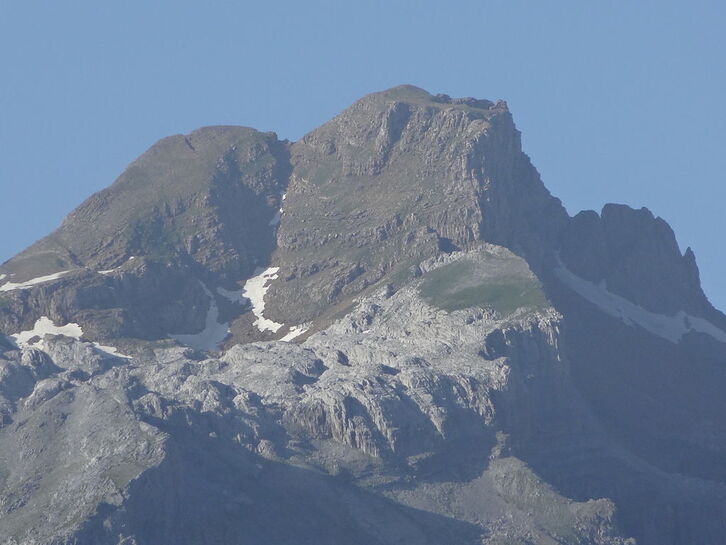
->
419;258;548;315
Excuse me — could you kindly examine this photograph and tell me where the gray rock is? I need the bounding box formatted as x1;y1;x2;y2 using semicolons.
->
1;85;725;544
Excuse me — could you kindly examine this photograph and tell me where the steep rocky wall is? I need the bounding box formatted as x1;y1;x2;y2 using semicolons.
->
266;86;568;324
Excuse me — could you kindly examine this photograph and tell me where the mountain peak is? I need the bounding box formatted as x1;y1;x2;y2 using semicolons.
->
364;84;507;113
376;83;432;101
272;85;566;325
2;87;726;545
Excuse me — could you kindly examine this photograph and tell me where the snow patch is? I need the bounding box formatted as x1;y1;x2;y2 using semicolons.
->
242;267;284;333
12;317;83;345
0;270;73;292
10;316;130;358
217;263;309;342
555;262;726;345
280;324;310;342
268;192;286;227
169;284;230;351
97;256;136;276
91;343;130;358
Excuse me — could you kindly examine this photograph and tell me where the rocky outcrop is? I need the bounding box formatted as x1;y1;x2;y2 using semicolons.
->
1;86;726;544
4;247;726;544
266;85;568;324
0;252;640;544
559;203;713;317
0;127;290;341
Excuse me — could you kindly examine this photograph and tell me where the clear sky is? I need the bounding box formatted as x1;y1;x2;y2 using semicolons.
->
1;1;724;309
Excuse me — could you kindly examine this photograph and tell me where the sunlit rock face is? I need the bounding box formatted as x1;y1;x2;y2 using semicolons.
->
1;86;726;545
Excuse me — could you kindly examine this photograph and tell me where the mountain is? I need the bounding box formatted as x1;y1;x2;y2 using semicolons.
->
1;85;725;545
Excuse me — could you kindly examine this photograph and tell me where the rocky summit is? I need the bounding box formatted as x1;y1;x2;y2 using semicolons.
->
1;85;725;545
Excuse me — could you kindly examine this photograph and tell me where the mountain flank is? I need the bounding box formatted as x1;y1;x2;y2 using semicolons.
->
1;85;725;545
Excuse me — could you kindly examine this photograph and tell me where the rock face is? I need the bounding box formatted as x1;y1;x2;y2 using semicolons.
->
0;253;636;545
1;85;726;544
559;204;714;318
0;126;289;340
269;86;567;324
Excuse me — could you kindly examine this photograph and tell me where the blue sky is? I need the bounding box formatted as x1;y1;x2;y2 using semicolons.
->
1;1;724;309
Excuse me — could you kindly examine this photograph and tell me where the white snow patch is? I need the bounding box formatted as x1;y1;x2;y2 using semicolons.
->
268;192;287;227
91;343;130;358
12;317;83;345
169;284;230;351
242;267;284;333
280;324;310;342
555;262;726;345
217;263;309;341
10;316;130;358
0;274;6;282
0;270;73;292
97;256;136;276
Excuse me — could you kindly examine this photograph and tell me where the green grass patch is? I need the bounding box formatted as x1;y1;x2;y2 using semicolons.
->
419;259;548;315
